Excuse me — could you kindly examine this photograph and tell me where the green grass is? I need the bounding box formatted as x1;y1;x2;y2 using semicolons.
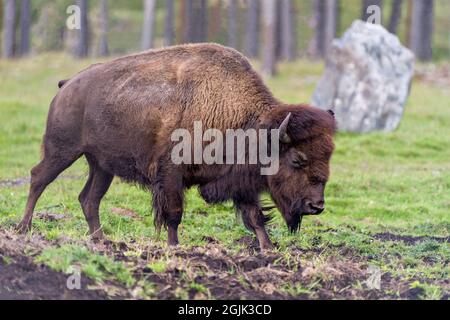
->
0;53;449;299
36;244;135;287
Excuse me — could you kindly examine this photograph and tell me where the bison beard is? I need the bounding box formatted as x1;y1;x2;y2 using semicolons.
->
16;43;336;251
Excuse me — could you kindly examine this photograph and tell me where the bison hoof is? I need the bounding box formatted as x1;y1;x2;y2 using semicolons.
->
259;242;275;252
16;221;31;234
90;232;105;242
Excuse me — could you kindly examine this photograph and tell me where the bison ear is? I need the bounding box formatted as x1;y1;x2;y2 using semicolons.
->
327;109;335;118
279;112;292;144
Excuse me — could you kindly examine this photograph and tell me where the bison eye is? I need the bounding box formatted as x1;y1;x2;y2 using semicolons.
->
291;151;308;168
310;176;326;185
292;159;306;168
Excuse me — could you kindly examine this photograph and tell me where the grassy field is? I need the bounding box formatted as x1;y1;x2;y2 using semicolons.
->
0;54;449;300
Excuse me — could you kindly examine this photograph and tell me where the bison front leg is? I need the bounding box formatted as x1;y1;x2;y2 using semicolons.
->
235;202;274;251
151;173;184;246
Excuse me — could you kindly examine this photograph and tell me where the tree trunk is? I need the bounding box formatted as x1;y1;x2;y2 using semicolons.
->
280;0;297;61
404;0;412;46
261;0;277;77
19;0;30;56
310;0;325;59
208;0;223;43
410;0;434;61
182;0;195;43
227;0;238;49
141;0;156;50
324;0;338;56
2;0;15;58
193;0;207;43
98;0;109;56
244;0;259;58
361;0;383;23
164;0;175;46
275;0;282;59
311;0;337;59
388;0;402;34
74;0;89;58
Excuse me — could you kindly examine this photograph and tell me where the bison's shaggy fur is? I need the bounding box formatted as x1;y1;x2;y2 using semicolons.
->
18;43;336;250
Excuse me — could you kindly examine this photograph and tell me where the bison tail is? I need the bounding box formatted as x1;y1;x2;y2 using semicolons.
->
151;188;169;234
58;79;69;88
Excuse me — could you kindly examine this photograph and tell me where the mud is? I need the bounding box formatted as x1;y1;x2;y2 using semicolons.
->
0;228;448;300
373;232;450;245
0;177;30;188
0;253;109;300
0;175;84;189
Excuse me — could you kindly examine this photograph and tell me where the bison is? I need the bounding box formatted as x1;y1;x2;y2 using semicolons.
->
17;43;336;250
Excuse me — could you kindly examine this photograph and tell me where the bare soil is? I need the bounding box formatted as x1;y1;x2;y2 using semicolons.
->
0;228;447;300
0;230;110;300
373;232;449;245
0;254;109;300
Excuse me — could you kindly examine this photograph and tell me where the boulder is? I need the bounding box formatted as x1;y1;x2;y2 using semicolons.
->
312;20;415;133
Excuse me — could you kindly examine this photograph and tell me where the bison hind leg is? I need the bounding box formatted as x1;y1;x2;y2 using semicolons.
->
78;155;113;240
17;149;81;233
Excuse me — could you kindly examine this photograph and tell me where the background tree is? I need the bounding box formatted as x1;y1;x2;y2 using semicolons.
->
227;0;238;49
19;0;31;56
244;0;259;58
410;0;434;61
324;0;338;55
0;1;2;44
2;0;15;58
193;0;208;43
98;0;109;56
181;0;194;43
310;0;324;58
208;0;224;43
164;0;175;46
361;0;383;23
74;0;89;58
261;0;277;76
141;0;156;50
405;0;413;47
388;0;403;35
280;0;297;61
311;0;338;59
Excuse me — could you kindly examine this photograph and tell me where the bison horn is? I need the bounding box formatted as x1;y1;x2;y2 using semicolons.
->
279;112;292;144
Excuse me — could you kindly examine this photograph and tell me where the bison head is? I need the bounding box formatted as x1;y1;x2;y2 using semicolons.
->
264;105;336;232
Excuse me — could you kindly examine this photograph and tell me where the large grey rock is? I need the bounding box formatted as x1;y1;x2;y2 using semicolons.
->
312;20;415;133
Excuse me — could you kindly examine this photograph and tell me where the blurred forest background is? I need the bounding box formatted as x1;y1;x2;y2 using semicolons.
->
1;0;449;76
0;1;449;299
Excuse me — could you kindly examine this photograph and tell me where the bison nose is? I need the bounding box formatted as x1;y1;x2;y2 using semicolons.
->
306;201;324;214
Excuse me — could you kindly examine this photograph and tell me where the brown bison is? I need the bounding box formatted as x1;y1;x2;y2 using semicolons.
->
18;43;336;250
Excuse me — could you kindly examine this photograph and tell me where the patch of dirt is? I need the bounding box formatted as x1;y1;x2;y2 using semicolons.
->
0;253;109;300
110;207;142;220
0;175;84;189
36;212;66;221
0;177;30;188
0;228;448;300
373;232;450;245
234;235;260;251
415;63;450;88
